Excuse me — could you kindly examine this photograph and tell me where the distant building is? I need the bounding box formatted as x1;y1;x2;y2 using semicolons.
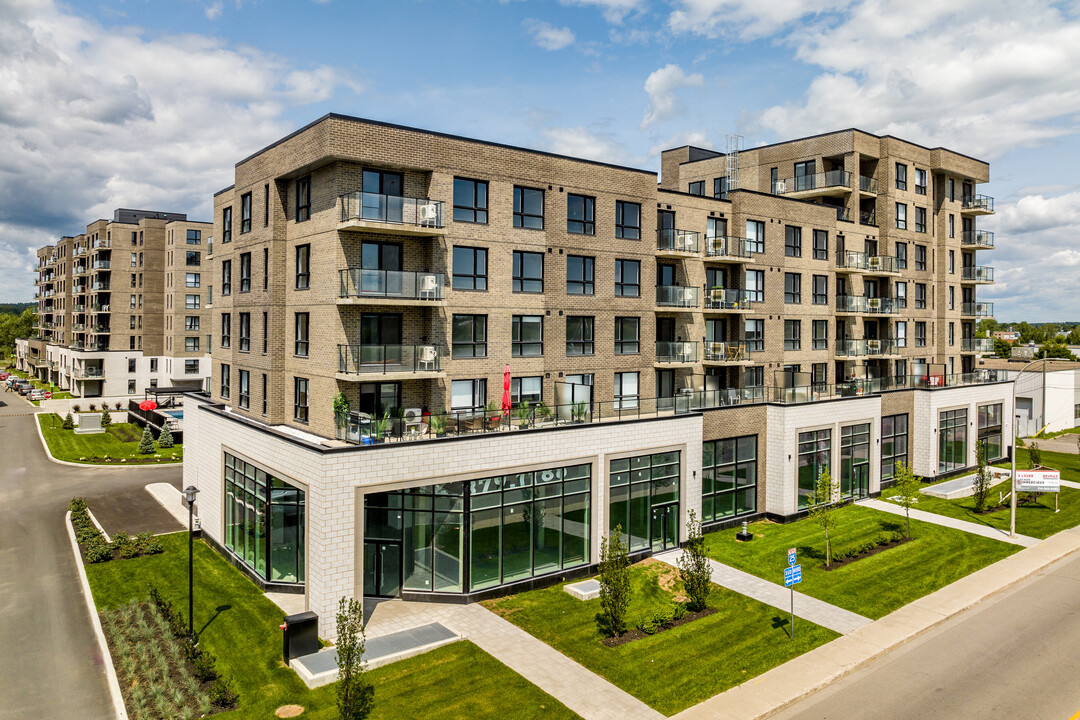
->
993;330;1020;342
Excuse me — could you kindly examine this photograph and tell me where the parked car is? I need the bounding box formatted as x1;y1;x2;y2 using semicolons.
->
17;382;34;395
0;373;9;381
28;389;46;401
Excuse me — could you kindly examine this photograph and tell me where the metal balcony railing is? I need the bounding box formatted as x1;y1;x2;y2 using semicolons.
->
338;269;446;301
961;230;994;248
703;341;751;362
340;192;445;228
338;344;445;375
657;228;701;254
961;266;994;283
704;236;753;259
962;302;994;317
656;285;700;308
836;338;897;357
962;194;994;212
775;170;851;194
703;288;754;310
656;341;700;363
866;255;899;273
836;295;898;314
962;337;994;353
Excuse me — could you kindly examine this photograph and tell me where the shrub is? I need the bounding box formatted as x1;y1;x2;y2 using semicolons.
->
209;677;238;708
808;467;841;568
88;403;97;412
192;651;218;682
677;510;711;612
598;525;631;637
114;401;122;411
62;412;75;430
86;543;113;563
101;407;112;427
157;423;174;449
136;531;163;555
893;461;923;537
72;404;81;413
671;602;688;622
68;497;87;514
1028;442;1042;469
972;440;991;513
137;425;156;454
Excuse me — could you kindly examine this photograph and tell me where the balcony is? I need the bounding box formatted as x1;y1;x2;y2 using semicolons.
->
71;365;104;380
73;246;86;257
88;342;109;351
655;341;700;364
859;210;877;227
961;194;994;215
836;295;899;315
92;238;111;250
962;302;994;318
859;175;878;194
961;337;994;354
704;236;753;261
73;265;87;276
72;323;86;331
91;281;110;291
339;192;445;236
91;260;111;270
337;344;445;380
91;303;110;312
775;170;852;198
702;341;753;364
836;338;899;357
656;285;700;310
73;303;86;313
73;285;87;295
703;288;754;312
771;380;880;404
657;228;701;255
89;324;110;334
961;266;994;284
961;230;994;249
338;269;446;305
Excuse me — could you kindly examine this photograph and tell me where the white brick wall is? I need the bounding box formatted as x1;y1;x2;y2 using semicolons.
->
914;382;1015;477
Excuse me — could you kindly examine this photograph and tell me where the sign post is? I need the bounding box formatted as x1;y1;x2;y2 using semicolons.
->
784;548;801;639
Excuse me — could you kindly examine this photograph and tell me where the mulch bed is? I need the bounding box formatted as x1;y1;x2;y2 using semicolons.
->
601;607;718;647
821;537;912;570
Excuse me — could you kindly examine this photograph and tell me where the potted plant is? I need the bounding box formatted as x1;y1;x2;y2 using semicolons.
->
371;412;392;443
514;401;532;429
429;413;447;437
536;402;553;424
332;392;350;434
571;400;588;423
485;400;502;430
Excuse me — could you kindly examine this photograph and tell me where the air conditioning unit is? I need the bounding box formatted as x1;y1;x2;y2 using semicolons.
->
775;181;787;193
867;297;881;310
867;339;881;352
418;203;439;224
867;256;883;270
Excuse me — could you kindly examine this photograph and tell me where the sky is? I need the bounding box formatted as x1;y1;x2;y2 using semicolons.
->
2;0;1080;321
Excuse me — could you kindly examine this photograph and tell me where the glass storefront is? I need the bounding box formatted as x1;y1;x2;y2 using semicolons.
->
702;436;757;522
939;409;968;473
978;404;1002;461
609;451;681;552
798;429;831;509
881;414;908;482
839;423;870;498
223;452;305;584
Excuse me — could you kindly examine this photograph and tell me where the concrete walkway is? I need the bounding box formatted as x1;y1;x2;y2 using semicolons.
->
859;498;1039;547
363;598;663;720
653;550;871;635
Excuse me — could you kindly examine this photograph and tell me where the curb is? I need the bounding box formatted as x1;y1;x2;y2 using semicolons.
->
65;510;128;720
33;412;183;469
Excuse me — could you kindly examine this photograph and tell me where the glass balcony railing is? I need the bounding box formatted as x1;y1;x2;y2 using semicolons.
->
338;344;445;375
92;238;111;249
866;255;899;273
961;266;994;283
703;288;754;310
657;228;701;254
836;295;898;314
339;269;446;301
91;281;110;291
656;341;700;363
703;341;751;362
775;170;851;194
962;338;994;353
836;338;898;357
962;194;994;212
859;175;878;193
837;250;867;270
91;260;111;270
859;210;876;226
704;236;753;259
656;285;700;308
340;192;445;228
835;251;897;273
961;230;994;248
962;302;994;317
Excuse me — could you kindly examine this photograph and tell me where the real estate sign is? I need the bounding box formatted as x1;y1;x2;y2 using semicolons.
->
1015;469;1060;493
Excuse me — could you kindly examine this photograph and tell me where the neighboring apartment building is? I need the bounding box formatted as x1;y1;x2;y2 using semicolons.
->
183;114;1013;636
17;209;213;397
993;329;1021;342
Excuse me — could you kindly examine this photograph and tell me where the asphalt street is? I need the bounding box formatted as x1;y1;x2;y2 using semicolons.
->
0;396;182;720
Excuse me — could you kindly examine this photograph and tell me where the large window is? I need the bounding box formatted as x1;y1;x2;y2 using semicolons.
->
296;176;310;222
510;376;542;406
185;273;200;288
785;226;802;257
813;229;828;260
812;320;828;350
615;201;640;239
240;252;251;292
702;437;756;522
513;186;544;229
186;251;201;266
238;369;250;409
978;403;1003;461
294;313;309;357
238;312;250;352
609;451;680;551
747;269;764;302
220;363;230;399
294;377;309;423
615;259;640;296
746;220;765;253
185;294;200;309
784;319;801;350
222;206;232;243
915;168;928;195
452;315;487;358
567;194;595;235
798;429;831;509
512;315;543;357
714;176;729;200
915;283;926;309
915;245;927;271
452;247;487;291
240;192;252;234
896;203;907;230
187;229;201;245
224;453;305;584
812;275;827;305
453;178;488;224
451;379;486;412
613;372;638;409
567;255;594;295
915;206;927;233
939;408;968;473
688;181;705;196
615;317;639;354
895;162;907;190
185;316;200;331
221;259;232;295
896;242;907;269
566;316;594;355
839;424;870;498
295;244;310;290
784;273;801;303
221;312;231;348
745;319;764;352
881;414;908;482
513;251;543;293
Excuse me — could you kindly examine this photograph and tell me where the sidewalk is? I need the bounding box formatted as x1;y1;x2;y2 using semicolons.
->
653;550;871;635
859;497;1039;547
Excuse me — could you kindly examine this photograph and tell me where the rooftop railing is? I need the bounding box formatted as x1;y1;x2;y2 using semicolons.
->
338;344;444;375
339;269;446;301
657;228;701;254
340;192;445;228
656;285;700;308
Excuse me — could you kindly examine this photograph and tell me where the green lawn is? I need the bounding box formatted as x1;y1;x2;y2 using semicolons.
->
889;448;1080;540
38;414;183;464
86;533;581;720
705;504;1018;620
482;560;838;715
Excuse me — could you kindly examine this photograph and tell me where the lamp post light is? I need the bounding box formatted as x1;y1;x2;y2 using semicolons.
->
183;485;200;639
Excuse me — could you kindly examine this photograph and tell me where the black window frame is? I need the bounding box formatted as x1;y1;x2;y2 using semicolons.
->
513;186;544;230
785;226;802;257
895;163;907;191
453;177;489;224
614;259;640;297
186;251;201;267
186;229;201;245
240;192;252;234
294;377;309;422
915;169;928;196
915;283;927;309
615;201;641;240
221;259;232;296
784;272;801;304
295;244;310;290
452;246;488;291
221;312;231;349
784;319;801;350
451;314;487;358
220;363;230;399
915;206;927;233
746;220;765;254
915;321;927;346
566;316;594;356
222;206;232;244
566;255;595;295
239;252;251;293
812;275;827;305
881;413;909;481
295;312;309;357
296;176;311;222
812;229;828;260
688;181;705;196
915;245;926;271
896;242;908;269
896;202;907;230
511;315;544;357
812;319;828;350
238;369;250;410
512;251;544;293
567;194;595;235
238;312;250;353
714;176;729;200
614;316;640;355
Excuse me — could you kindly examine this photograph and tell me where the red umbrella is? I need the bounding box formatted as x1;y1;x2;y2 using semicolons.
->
501;364;511;414
139;400;157;411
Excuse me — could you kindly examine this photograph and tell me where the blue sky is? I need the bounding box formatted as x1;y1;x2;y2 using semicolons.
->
3;0;1080;321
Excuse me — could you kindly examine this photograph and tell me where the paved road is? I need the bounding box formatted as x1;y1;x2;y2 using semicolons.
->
771;551;1080;720
0;397;182;720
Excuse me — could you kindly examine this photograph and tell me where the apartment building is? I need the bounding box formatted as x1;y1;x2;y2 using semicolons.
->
183;114;1013;635
18;209;213;397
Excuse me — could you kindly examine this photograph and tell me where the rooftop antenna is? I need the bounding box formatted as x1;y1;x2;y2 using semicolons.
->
726;134;743;190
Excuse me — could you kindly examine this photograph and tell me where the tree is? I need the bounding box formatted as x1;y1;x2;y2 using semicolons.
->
993;338;1012;359
598;525;631;636
976;318;999;336
677;510;711;612
62;412;74;430
100;406;112;427
972;440;991;513
137;424;156;454
157;423;174;448
893;461;922;538
1028;441;1042;469
335;596;374;720
1036;339;1076;360
807;467;840;568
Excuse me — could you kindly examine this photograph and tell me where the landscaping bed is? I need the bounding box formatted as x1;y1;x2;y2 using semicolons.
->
70;497;163;563
39;414;182;464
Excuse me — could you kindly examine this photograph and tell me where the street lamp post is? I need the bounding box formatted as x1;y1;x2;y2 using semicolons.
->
183;485;200;639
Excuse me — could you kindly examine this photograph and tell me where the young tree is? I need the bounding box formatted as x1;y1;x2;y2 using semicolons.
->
598;525;631;636
100;406;112;428
62;412;74;430
157;423;174;448
137;424;156;454
807;467;840;568
677;510;711;612
893;461;922;538
972;439;991;513
335;596;374;720
1029;441;1042;469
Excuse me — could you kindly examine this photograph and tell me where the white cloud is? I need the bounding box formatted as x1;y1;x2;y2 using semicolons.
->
641;64;704;128
523;19;576;50
0;0;359;302
560;0;645;24
994;192;1080;235
668;0;853;39
204;1;223;20
539;126;640;166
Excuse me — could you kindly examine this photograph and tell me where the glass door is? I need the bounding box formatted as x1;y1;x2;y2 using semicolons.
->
650;505;679;551
363;541;402;597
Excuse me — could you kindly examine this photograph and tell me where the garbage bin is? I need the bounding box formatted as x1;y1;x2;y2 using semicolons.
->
281;611;319;662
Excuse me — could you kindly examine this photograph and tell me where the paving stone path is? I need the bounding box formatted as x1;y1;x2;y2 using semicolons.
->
652;550;871;635
859;497;1039;547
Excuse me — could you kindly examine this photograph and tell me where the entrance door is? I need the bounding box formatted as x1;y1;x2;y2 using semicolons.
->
363;541;402;597
362;169;405;222
650;505;678;551
852;464;869;498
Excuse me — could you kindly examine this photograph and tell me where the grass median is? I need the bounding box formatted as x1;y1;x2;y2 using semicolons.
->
38;413;182;464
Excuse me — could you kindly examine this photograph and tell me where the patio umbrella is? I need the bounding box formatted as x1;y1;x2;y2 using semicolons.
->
501;364;511;414
139;399;157;411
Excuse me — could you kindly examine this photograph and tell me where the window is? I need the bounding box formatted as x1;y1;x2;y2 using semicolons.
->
949;250;955;274
451;379;486;411
949;286;955;310
915;321;927;347
688;181;705;196
222;207;232;243
746;220;765;253
264;247;269;290
915;207;927;233
511;315;543;357
513;186;544;229
510;376;542;406
185;294;200;309
948;214;955;238
613;372;639;409
745;319;764;352
240;192;252;233
915;169;928;195
566;316;594;355
615;201;641;239
221;259;232;296
615;259;640;296
566;255;595;295
185;337;200;352
239;252;251;292
220;363;230;399
896;282;907;308
130;315;136;330
949;178;956;202
784;319;801;350
915;283;926;309
746;269;764;303
185;273;200;288
295;244;310;289
881;414;909;482
784;273;801;304
714;176;729;200
262;374;267;413
264;184;270;227
512;251;543;293
948;322;955;346
567;194;595;235
894;358;907;379
839;423;871;498
238;370;250;409
615;317;640;354
294;313;309;357
127;379;136;394
976;403;1003;461
896;242;908;269
896;203;907;230
812;275;828;305
453;178;488;223
813;320;828;350
798;429;831;509
915;245;927;271
262;311;268;353
813;229;828;260
785;226;802;257
221;312;231;348
939;408;967;473
452;315;487;358
702;436;757;522
128;358;137;373
186;359;199;375
294;377;309;422
895;163;907;190
452;246;487;291
185;316;200;331
296;176;310;222
895;321;907;347
186;251;200;266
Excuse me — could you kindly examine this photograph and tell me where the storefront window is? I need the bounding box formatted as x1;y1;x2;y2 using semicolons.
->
939;409;968;473
223;453;305;584
881;414;908;481
798;430;831;509
839;424;871;498
609;451;680;552
978;404;1002;461
702;436;757;522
